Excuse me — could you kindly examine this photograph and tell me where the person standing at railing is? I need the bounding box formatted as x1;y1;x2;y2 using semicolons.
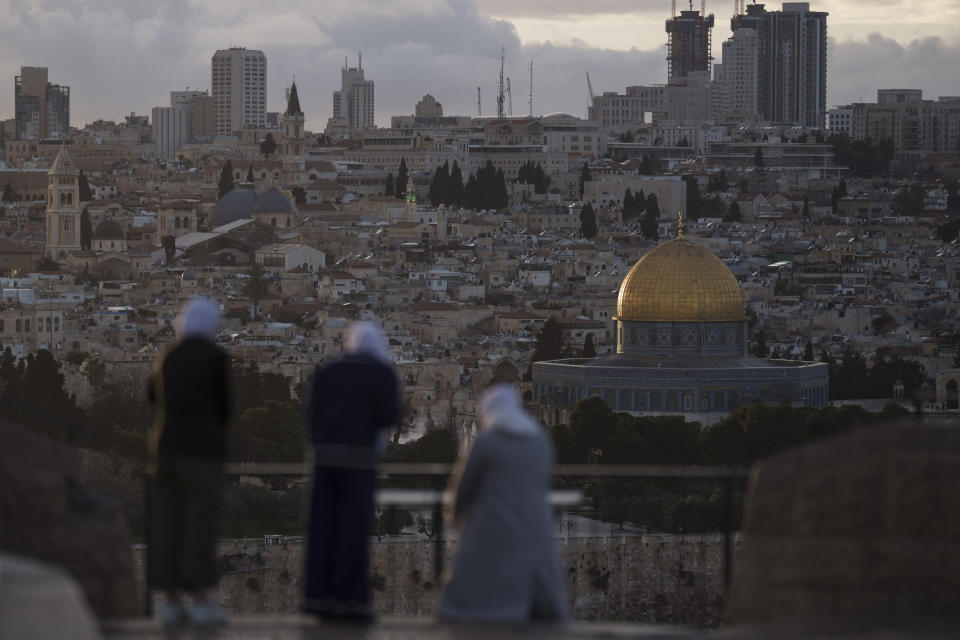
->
303;321;400;623
149;297;231;627
439;384;568;623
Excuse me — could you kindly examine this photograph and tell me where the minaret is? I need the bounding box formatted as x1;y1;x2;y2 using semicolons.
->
282;80;306;185
46;146;82;261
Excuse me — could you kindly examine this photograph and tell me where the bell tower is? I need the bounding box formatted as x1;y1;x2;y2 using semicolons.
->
282;80;306;185
46;146;82;261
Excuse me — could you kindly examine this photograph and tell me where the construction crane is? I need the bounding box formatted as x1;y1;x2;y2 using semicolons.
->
585;70;595;103
528;61;534;117
496;47;506;119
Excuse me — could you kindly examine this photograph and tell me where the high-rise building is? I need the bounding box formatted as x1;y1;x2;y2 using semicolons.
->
717;28;760;120
730;2;828;127
153;90;211;160
15;67;70;140
666;9;715;84
190;95;215;139
332;57;375;130
211;48;267;136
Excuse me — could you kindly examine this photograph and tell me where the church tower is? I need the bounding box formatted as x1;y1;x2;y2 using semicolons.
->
282;80;306;185
46;146;82;261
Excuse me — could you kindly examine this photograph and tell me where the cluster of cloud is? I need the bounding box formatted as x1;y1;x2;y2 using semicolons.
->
0;0;956;130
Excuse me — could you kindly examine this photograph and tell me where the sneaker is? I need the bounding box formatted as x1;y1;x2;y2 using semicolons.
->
189;602;228;627
160;601;188;627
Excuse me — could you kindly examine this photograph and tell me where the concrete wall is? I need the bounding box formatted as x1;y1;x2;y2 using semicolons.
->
132;532;738;626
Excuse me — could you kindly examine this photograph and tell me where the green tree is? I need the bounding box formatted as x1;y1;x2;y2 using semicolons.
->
582;333;596;358
78;170;93;202
35;256;60;271
754;147;764;171
640;193;660;240
246;166;255;182
396;158;409;199
892;184;927;217
231;400;304;462
80;207;93;250
242;262;270;319
218;160;234;199
803;340;814;361
161;235;176;264
622;188;635;220
531;318;567;363
449;160;465;205
384;173;395;197
291;186;306;204
82;354;107;388
259;132;277;159
429;162;449;205
725;200;742;223
750;328;768;358
580;202;598;238
578;163;592;198
1;182;15;203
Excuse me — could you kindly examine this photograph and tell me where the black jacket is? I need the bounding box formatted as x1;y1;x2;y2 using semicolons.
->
152;337;231;458
307;353;400;457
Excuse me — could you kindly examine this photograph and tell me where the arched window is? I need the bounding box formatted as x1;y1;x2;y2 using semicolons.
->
15;319;21;332
24;319;30;332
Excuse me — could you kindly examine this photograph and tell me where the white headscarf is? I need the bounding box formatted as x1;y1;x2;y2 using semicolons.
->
480;384;541;438
176;297;220;341
345;321;392;364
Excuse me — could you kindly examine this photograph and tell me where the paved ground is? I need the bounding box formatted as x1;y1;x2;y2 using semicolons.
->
102;616;695;639
0;554;101;640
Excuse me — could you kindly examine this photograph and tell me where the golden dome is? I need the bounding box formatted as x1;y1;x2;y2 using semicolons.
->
616;238;744;322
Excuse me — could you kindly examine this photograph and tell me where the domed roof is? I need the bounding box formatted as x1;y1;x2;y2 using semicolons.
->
93;219;124;240
210;186;294;227
616;238;744;322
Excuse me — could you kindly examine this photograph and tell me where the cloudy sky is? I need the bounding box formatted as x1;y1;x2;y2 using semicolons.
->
1;0;958;130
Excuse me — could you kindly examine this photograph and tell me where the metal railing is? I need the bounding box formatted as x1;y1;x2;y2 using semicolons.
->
142;462;749;616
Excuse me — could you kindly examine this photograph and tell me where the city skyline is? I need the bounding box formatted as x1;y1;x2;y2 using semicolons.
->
0;0;958;130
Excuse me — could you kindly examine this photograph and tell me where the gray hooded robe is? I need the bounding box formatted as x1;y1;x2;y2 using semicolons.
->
439;384;569;622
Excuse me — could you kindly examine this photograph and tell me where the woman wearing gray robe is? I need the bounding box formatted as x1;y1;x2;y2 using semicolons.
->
439;384;568;622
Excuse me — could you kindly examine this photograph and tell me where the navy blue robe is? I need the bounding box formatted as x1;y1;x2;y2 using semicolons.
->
303;353;399;619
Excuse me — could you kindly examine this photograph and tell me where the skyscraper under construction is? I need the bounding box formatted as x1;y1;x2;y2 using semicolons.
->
665;5;715;85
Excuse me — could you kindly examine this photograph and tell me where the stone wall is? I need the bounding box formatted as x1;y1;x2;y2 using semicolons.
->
132;532;738;626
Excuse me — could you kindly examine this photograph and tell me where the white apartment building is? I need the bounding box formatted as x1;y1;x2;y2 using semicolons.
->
716;28;759;120
826;106;853;136
152;106;190;161
211;48;267;136
333;59;375;130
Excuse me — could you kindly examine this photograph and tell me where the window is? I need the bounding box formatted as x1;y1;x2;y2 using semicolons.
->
16;319;21;332
24;319;30;332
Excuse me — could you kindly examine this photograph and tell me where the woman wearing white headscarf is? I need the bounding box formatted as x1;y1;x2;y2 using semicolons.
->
150;297;231;627
303;321;400;622
439;384;568;622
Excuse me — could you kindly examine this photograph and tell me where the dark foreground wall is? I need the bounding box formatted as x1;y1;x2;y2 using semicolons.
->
725;421;960;624
0;422;137;618
132;533;737;626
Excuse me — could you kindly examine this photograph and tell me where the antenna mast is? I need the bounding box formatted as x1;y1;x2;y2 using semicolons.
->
477;87;482;117
496;47;506;119
528;61;534;117
507;78;513;116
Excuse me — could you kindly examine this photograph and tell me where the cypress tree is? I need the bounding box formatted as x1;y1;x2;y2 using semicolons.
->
396;158;409;198
449;161;464;206
384;173;395;197
218;160;234;199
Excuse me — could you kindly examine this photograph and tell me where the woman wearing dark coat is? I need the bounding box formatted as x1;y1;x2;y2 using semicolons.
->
150;297;230;627
439;384;568;623
303;322;400;621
